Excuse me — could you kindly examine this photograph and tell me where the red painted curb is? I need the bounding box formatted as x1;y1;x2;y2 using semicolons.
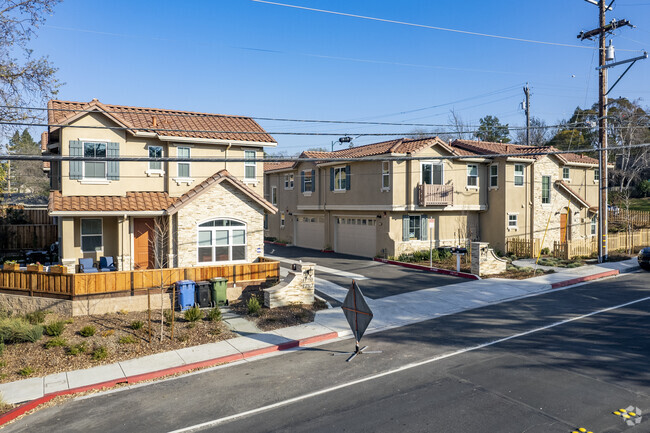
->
0;331;340;426
373;258;479;280
550;269;619;289
263;241;289;247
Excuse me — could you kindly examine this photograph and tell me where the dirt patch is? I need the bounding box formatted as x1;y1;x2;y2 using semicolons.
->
0;309;234;385
229;284;328;331
482;266;555;279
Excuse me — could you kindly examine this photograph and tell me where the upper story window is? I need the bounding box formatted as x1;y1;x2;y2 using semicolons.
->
591;215;597;235
177;146;191;178
271;186;277;205
84;142;107;179
382;161;390;190
489;164;498;188
284;173;294;189
514;164;524;186
302;170;314;193
563;167;570;181
542;175;551;204
508;214;518;229
81;218;102;252
245;151;256;180
149;145;163;171
197;219;246;263
466;164;478;187
594;169;600;182
333;166;347;191
421;162;443;185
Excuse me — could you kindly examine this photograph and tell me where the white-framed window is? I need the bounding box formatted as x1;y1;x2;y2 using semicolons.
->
508;214;518;230
83;141;107;179
148;145;163;171
334;166;347;191
594;169;600;182
177;146;190;178
197;219;246;263
514;164;524;186
591;215;597;235
563;167;570;181
284;173;294;189
489;164;498;188
280;212;285;227
467;164;478;187
245;150;256;180
542;175;551;204
402;215;428;241
303;170;313;193
81;218;103;252
264;214;268;230
421;162;443;185
271;186;277;205
382;161;390;190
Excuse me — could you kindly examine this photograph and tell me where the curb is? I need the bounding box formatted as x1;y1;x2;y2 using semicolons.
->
550;269;619;289
373;258;479;280
263;241;289;247
0;331;340;427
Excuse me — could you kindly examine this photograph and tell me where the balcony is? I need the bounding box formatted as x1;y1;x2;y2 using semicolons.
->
418;184;454;206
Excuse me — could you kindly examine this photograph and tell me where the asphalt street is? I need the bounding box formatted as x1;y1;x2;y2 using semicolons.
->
265;244;466;302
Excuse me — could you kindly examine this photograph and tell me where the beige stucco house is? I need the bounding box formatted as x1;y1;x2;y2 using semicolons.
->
264;137;601;258
44;99;277;271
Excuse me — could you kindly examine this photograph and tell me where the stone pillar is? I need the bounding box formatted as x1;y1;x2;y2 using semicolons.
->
264;262;315;308
471;242;508;276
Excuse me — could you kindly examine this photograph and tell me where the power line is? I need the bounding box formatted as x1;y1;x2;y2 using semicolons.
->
251;0;643;52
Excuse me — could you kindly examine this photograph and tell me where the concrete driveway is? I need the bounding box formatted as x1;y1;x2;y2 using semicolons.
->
264;244;466;302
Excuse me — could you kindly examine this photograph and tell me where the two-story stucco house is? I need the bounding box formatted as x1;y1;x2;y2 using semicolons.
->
44;99;277;271
264;137;600;258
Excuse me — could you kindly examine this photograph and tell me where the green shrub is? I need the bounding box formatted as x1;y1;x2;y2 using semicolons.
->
18;366;34;377
44;321;65;337
541;247;550;255
44;337;67;349
24;310;46;325
247;297;261;315
79;325;96;337
0;318;43;343
0;340;4;356
566;262;582;268
207;307;222;322
184;306;203;322
430;249;440;262
164;310;174;325
130;320;144;330
67;342;87;356
91;345;108;361
118;335;137;344
438;249;452;260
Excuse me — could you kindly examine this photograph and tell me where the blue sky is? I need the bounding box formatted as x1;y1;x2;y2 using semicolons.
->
28;0;650;153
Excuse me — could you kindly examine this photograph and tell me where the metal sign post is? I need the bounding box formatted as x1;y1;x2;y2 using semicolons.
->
340;280;381;362
429;219;435;268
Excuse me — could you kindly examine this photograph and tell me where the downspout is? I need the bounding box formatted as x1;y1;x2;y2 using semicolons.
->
529;162;535;251
406;156;412;210
225;143;232;171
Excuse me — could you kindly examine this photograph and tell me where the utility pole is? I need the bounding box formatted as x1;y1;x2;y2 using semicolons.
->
523;83;530;146
578;0;646;263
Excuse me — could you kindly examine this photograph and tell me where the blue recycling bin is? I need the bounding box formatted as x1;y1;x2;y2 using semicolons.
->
175;280;196;311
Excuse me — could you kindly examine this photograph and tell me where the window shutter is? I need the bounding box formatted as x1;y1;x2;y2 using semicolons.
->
311;169;315;191
345;165;351;190
330;168;334;191
421;215;428;241
69;140;83;180
301;171;305;193
107;142;120;180
402;215;409;241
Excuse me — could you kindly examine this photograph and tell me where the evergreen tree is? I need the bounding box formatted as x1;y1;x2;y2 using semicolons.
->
7;129;49;196
475;115;510;143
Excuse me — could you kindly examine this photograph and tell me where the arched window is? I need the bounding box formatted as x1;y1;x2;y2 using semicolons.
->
197;219;246;263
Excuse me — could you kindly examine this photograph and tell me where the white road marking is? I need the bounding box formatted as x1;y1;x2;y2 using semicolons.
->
265;255;369;280
166;295;650;433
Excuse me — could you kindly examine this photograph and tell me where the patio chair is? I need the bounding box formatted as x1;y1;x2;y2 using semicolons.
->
99;256;117;272
78;258;98;273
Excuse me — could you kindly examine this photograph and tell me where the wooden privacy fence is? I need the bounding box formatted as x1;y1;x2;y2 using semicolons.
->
505;238;542;258
553;228;650;259
609;209;650;227
0;260;279;299
0;224;58;251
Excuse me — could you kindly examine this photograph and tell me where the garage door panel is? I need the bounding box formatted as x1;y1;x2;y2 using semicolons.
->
336;217;376;257
295;217;324;251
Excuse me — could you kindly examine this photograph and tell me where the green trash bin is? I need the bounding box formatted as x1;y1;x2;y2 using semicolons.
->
210;277;228;307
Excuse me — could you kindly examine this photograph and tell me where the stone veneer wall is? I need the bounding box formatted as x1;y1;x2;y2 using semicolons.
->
470;242;507;276
264;263;315;308
175;182;265;267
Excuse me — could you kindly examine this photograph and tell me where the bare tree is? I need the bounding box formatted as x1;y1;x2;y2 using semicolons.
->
149;216;171;342
514;117;550;146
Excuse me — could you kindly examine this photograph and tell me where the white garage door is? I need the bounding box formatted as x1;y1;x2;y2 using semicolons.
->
335;217;377;257
295;216;324;250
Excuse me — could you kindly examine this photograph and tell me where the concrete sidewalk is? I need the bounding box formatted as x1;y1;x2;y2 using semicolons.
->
0;258;640;412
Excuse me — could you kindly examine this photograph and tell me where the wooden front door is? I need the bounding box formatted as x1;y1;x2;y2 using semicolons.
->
560;213;567;243
134;218;154;270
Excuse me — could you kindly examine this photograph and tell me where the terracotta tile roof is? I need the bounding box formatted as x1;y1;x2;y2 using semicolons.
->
555;180;593;209
264;161;295;172
47;99;276;143
49;191;175;213
166;169;276;214
451;139;599;165
41;132;50;171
